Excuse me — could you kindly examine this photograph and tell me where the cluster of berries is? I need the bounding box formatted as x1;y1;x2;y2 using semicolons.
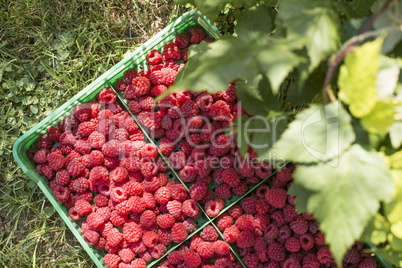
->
214;166;377;268
157;225;241;268
27;89;210;267
118;27;271;216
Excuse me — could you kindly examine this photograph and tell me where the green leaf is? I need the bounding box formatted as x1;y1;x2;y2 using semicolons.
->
376;246;402;267
391;222;402;239
360;100;395;134
235;5;273;38
269;102;355;163
168;34;304;95
377;56;401;99
30;105;38;114
236;73;280;116
360;214;389;244
339;38;383;118
293;144;394;266
390;122;402;149
338;0;376;19
234;115;250;156
277;0;341;72
287;183;315;214
248;112;288;156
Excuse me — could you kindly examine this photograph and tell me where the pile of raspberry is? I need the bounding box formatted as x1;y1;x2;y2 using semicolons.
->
116;27;270;217
157;225;241;268
214;166;377;268
27;89;211;267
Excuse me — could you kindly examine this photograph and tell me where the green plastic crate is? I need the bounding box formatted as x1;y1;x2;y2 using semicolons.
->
12;9;393;268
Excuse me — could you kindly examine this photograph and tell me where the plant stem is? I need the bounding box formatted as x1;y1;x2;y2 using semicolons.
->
321;0;396;103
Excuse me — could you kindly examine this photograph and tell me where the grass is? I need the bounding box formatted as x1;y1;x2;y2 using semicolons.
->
0;0;186;266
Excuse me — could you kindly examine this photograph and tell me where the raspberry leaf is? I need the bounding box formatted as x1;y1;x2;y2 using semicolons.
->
360;100;395;134
277;0;341;73
269;102;355;163
293;144;394;266
338;38;383;118
360;214;389;245
235;5;274;38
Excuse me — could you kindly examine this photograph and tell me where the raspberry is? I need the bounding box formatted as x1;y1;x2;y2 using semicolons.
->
167;250;183;265
200;225;219;242
231;182;248;196
104;253;121;268
132;77;150;96
241;196;258;215
222;226;240;244
156;213;175;228
196;93;213;111
236;230;255;248
162;42;180;61
112;128;129;142
120;157;140;172
141;231;158;248
87;131;106;149
209;100;231;119
131;241;147;255
216;214;233;231
267;243;286;262
317;246;333;264
358;258;377;268
228;205;243;220
68;206;82;221
264;223;279;240
94;194;108;207
46;126;62;142
65;160;84;177
183;249;201;268
171;223;188;243
167;182;187;201
124;68;138;83
110;187;127;203
265;188;287;209
237;159;254;178
218;170;239;189
277;168;292;182
89;166;109;185
188;183;206;201
139;210;156;228
197;242;214;258
161;116;173;130
128;196;146;214
271;210;286;228
74;140;91;155
178;166;196;183
188;27;206;43
102;140;120;157
254;213;270;231
181;100;199;118
290;215;309;235
140;162;158;177
299;233;315;251
46;152;65;171
146;49;163;65
235;215;255;231
302;254;320;268
88;150;104;166
174;32;190;48
214;184;232;200
123;222;142;243
168;151;186;170
283;204;298;223
33;149;49;164
182;199;200;218
166;200;182;219
344;247;361;264
212;240;230;256
55;169;70;186
160;67;177;86
183;218;197;233
99;88;117;105
189;235;204;252
153;187;170;205
205;200;221;217
113;79;127;92
141;176;159;193
150;244;166;259
74;199;92;216
255;161;272;179
108;167;127;184
284;236;301;252
159;137;175;156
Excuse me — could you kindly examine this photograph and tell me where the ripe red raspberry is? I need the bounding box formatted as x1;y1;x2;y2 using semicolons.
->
235;215;255;231
47;126;62;142
103;253;121;268
167;250;183;265
183;218;197;234
120;157;140;173
167;182;188;201
210;134;231;157
228;204;243;220
66;160;84;177
151;244;167;259
241;196;258;215
171;223;188;243
114;79;127;92
33;149;49;164
214;184;232;200
277;168;292;182
267;243;286;262
139;210;156;228
123;181;143;196
162;42;180;61
182;199;200;218
139;143;158;161
156;213;175;229
142;176;159;193
236;230;255;248
254;213;270;231
73;199;91;216
94;194;108;207
221;168;240;187
68;206;82;221
204;200;220;217
89;166;109;186
158;138;174;156
146;49;163;65
195;93;213;111
183;249;201;268
86;211;104;230
264;223;279;240
317;246;333;264
154;187;170;205
189;183;207;201
88;150;104;166
132;76;150;96
117;248;135;264
137;96;154;111
255;161;272;179
140;162;157;177
150;85;167;97
188;27;206;43
122;222;142;243
102;140;120;157
299;233;315;251
209;100;231;119
284;236;301;252
141;231;159;248
99;88;117;105
302;253;320;268
197;241;214;258
290;215;309;235
110;187;127;203
178;166;195;183
358;258;377;268
271;210;286;228
46;152;65;171
216;214;233;231
181;100;199;117
159;67;176;86
200;225;219;242
112;128;129;142
166;200;182;219
128;196;146;214
86;131;105;149
168;151;186;170
232;182;248;196
174;32;190;48
265;188;287;208
124;68;138;83
189;235;204;251
55;169;70;186
74;140;91;155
